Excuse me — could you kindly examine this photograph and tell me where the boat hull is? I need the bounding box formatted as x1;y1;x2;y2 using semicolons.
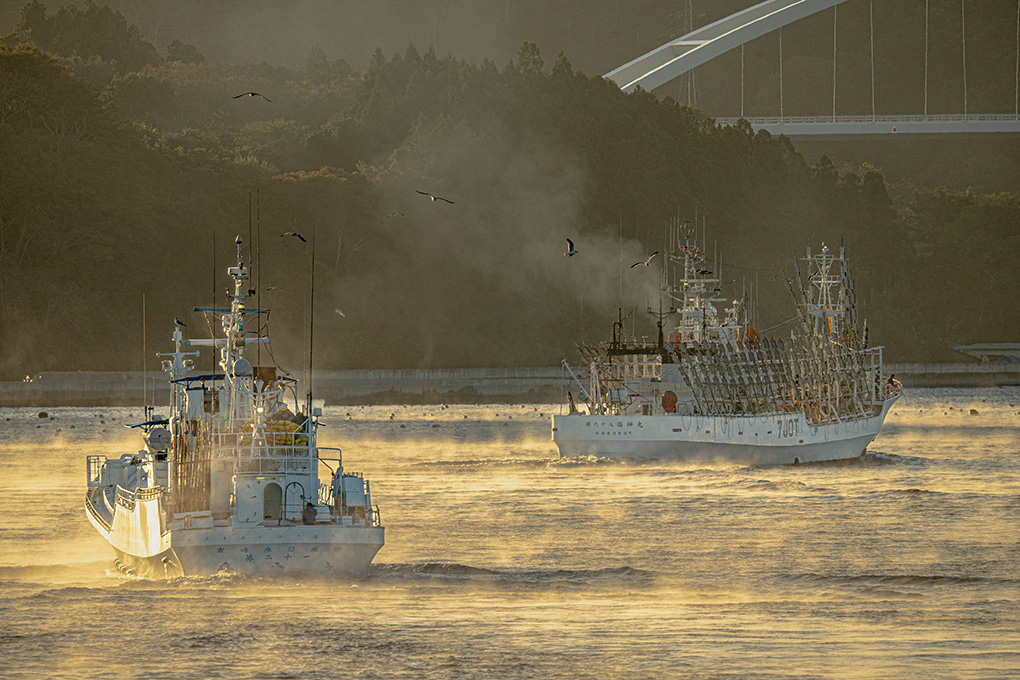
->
107;526;385;579
552;398;896;465
169;525;385;577
86;491;384;579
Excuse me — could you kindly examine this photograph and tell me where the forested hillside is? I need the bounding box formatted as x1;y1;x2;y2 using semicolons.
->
1;2;1018;378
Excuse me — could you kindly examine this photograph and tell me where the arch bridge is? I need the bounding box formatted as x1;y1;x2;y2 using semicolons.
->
604;0;1020;136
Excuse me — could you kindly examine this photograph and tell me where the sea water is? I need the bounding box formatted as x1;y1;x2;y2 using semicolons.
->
1;388;1018;679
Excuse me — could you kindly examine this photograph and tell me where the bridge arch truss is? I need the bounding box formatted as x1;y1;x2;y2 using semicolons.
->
604;0;1020;136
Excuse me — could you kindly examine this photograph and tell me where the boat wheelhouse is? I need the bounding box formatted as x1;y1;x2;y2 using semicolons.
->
553;221;899;464
85;236;384;577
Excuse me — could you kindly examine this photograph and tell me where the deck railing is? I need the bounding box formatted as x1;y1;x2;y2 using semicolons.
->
136;487;164;501
114;485;135;511
210;428;313;460
368;505;382;528
86;455;106;487
84;493;112;531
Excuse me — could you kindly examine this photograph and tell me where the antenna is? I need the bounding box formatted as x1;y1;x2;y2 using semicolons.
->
307;224;316;412
702;214;706;260
142;293;146;413
248;191;253;273
256;190;261;370
211;231;216;374
755;270;760;330
646;297;673;360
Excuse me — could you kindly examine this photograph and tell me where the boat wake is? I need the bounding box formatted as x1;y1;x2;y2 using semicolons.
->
369;562;659;587
858;451;929;466
787;572;1020;588
0;561;111;582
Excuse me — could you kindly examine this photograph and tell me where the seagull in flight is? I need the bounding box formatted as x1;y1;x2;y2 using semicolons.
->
416;190;454;204
564;239;578;257
388;212;405;217
281;232;307;242
174;317;187;327
334;308;345;317
233;92;271;102
630;251;659;268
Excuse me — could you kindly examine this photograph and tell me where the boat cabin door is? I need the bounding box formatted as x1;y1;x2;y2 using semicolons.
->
263;482;282;521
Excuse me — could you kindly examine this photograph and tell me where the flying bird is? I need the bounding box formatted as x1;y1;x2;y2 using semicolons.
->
334;308;345;317
233;91;271;102
564;239;578;257
174;317;187;327
388;212;405;217
281;232;307;242
630;251;659;268
416;190;454;204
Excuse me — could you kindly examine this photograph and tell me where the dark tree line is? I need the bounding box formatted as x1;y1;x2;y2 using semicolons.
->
0;3;1017;379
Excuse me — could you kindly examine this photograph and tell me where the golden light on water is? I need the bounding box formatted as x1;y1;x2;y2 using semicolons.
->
1;390;1019;678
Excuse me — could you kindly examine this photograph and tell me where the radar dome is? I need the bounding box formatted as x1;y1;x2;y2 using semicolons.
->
233;358;252;376
146;426;171;452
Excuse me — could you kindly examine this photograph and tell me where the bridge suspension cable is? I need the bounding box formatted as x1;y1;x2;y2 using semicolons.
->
607;0;1020;136
832;5;837;120
870;0;875;118
962;0;968;117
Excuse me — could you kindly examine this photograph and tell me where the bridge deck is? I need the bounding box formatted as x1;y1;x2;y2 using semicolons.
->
715;114;1020;136
605;0;847;93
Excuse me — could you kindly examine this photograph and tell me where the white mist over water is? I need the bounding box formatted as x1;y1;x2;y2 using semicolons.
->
1;388;1019;679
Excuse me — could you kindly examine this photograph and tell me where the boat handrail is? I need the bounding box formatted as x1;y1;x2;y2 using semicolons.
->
208;429;312;450
114;485;135;512
210;445;315;460
136;487;164;501
226;457;314;474
86;455;106;487
84;493;112;531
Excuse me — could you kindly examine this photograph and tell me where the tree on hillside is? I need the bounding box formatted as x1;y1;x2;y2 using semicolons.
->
2;1;161;73
1;21;1017;374
105;71;176;125
0;43;100;135
166;38;205;65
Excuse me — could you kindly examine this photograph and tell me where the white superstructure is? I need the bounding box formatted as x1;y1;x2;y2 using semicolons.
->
554;221;900;464
85;236;384;578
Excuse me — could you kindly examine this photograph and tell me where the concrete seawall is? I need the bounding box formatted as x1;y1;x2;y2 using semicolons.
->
1;363;1017;407
314;368;566;404
885;362;1020;388
0;368;569;407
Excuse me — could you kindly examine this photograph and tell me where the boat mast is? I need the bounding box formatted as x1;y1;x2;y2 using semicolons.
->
222;236;253;424
799;243;847;340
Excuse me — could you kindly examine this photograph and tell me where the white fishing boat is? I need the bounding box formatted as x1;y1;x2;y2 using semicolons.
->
553;221;900;464
85;236;384;577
